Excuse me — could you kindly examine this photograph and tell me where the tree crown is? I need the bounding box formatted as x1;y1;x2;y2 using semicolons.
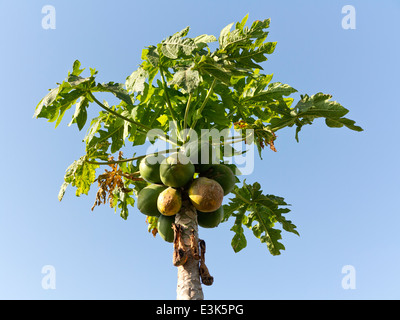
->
34;15;362;255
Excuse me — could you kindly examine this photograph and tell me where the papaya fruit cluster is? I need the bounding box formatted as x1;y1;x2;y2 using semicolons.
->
136;143;236;243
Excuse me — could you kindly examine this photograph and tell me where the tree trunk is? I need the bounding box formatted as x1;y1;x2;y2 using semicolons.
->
174;199;204;300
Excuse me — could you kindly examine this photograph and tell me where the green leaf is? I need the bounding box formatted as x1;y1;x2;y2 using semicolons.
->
229;41;277;69
66;75;92;88
250;210;285;255
219;16;271;52
168;67;200;93
267;92;363;141
113;189;135;220
58;182;70;202
34;60;95;124
223;181;297;255
202;102;230;127
108;117;125;153
219;22;234;49
161;27;197;59
68;95;89;130
243;82;297;103
126;66;148;95
84;104;130;155
236;13;249;31
193;34;217;49
33;87;59;118
197;56;232;85
293;93;363;140
58;156;99;201
142;45;160;67
84;114;106;149
157;114;169;126
53;89;86;128
71;60;85;76
92;82;133;106
325;117;363;131
296;93;348;118
230;216;247;253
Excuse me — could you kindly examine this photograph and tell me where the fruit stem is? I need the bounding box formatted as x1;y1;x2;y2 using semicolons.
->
211;131;254;146
88;90;180;147
183;92;193;137
159;67;183;142
85;148;177;166
87;91;151;132
190;78;217;131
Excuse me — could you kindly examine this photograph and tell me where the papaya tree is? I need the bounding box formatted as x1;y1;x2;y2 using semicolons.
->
34;15;363;300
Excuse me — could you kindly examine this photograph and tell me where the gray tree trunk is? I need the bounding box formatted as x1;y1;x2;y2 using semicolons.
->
174;199;204;300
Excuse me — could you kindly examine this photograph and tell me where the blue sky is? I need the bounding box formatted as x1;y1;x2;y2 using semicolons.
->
0;0;399;299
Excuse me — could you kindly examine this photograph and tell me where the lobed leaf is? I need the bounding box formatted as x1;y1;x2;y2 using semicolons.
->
193;34;217;49
168;67;201;93
223;181;297;255
161;27;197;59
68;95;89;131
126;66;148;95
92;82;133;106
58;156;99;201
325;117;363;131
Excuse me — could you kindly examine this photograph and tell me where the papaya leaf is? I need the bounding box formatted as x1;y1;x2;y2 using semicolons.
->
161;26;197;59
293;93;363;140
58;156;99;201
223;181;297;255
296;93;348;118
34;85;85;124
66;75;93;88
267;91;363;142
202;106;230;127
53;89;86;128
218;16;271;53
34;60;96;125
68;95;89;130
84;113;106;149
142;45;160;67
113;189;135;220
126;66;148;95
242;82;297;103
226;41;277;70
197;56;233;85
231;216;247;253
325;117;363;131
246;205;285;255
193;34;217;50
218;22;234;49
71;59;85;77
33;87;59;118
104;117;125;154
92;82;133;106
168;66;200;93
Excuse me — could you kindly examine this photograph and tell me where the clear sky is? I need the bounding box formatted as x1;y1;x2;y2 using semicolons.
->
0;0;399;300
